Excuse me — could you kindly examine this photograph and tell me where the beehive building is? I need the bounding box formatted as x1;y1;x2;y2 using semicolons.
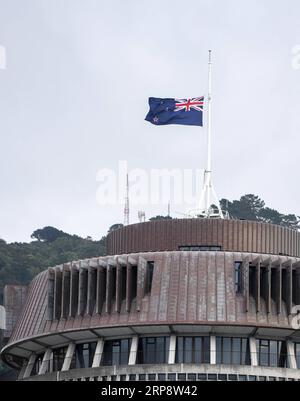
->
1;218;300;381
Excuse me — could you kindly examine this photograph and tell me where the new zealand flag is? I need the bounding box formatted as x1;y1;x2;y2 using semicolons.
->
145;97;204;126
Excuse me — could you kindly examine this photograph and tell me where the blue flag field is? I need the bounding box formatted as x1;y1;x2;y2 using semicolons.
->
145;97;204;126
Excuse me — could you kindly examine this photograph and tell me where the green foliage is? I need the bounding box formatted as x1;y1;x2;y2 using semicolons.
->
108;224;124;233
149;215;172;221
0;229;106;303
220;194;300;229
31;226;75;242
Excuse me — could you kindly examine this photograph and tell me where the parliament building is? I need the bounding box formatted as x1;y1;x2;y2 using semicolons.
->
1;218;300;381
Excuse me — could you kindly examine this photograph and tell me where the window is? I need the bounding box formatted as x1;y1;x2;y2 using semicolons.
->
53;347;68;372
256;339;287;368
72;342;97;369
137;337;169;364
295;343;300;369
216;337;250;365
234;262;243;293
31;354;44;376
145;262;154;294
101;339;131;366
175;336;210;364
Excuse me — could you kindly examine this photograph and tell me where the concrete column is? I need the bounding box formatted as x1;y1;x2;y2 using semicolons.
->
168;335;176;364
18;360;29;380
210;336;216;365
287;341;297;370
250;337;258;366
92;339;104;368
61;342;76;371
128;336;139;365
23;353;37;379
39;349;53;375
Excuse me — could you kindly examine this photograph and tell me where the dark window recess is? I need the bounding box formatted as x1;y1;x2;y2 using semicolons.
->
234;262;243;293
145;262;154;294
121;266;127;301
178;245;221;251
256;339;287;368
131;266;138;299
137;337;170;364
176;336;210;364
249;265;256;296
52;347;68;372
111;267;116;301
101;339;131;366
216;337;251;366
271;268;277;301
71;342;97;369
31;354;44;376
282;269;287;303
260;266;268;302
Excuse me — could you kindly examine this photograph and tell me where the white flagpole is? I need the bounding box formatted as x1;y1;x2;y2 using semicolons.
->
205;49;213;213
188;50;224;219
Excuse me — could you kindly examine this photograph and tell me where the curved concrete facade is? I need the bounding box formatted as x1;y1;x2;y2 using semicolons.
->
1;219;300;381
107;219;300;257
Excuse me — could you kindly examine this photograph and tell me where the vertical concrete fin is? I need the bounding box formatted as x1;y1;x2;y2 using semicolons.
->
53;269;62;320
105;266;112;314
69;266;79;317
136;257;147;312
287;262;293;315
115;263;122;313
87;267;96;315
96;266;105;314
47;269;55;320
255;260;261;313
61;267;70;319
266;264;271;314
276;265;282;315
78;268;88;316
126;263;132;312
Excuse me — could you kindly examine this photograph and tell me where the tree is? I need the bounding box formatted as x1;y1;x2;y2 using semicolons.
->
31;226;71;243
108;224;124;234
149;215;172;221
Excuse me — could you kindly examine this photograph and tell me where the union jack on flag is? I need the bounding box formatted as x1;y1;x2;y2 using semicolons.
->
174;97;204;112
145;96;204;126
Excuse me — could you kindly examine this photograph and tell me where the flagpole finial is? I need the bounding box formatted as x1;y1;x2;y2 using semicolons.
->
208;49;212;63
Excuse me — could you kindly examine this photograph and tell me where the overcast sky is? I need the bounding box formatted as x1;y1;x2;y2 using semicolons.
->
0;0;299;243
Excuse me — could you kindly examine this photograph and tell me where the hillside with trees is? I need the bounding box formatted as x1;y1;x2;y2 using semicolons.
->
0;194;299;304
